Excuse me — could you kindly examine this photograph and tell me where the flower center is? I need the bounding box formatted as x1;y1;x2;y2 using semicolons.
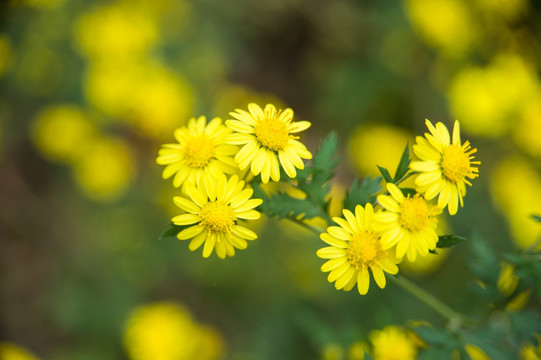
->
184;135;215;168
400;196;429;232
441;144;471;183
347;231;380;269
254;117;290;151
199;201;236;233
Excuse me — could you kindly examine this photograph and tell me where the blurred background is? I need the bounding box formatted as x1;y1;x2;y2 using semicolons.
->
1;0;540;358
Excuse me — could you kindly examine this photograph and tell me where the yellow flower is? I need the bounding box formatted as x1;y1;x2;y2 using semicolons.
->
317;203;400;295
520;339;541;360
0;342;39;360
226;103;312;183
172;174;262;259
124;302;224;360
410;119;480;215
464;344;490;360
370;325;417;360
497;262;519;296
376;183;441;262
157;116;238;189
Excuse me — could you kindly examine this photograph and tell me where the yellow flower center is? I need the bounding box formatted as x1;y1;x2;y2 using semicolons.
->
199;201;236;233
254;117;290;151
347;231;380;269
441;144;471;183
184;135;215;168
400;196;429;232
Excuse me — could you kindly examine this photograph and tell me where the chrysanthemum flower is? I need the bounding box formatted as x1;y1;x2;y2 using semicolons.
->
172;174;262;259
376;183;441;262
316;203;400;295
225;103;312;183
156;116;238;189
410;119;480;215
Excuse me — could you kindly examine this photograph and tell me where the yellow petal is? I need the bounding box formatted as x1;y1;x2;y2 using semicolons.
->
177;225;204;240
173;196;201;214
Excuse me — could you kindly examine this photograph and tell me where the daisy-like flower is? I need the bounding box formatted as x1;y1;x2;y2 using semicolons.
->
225;103;312;183
172;174;262;259
156;116;239;189
376;183;442;262
410;119;480;215
316;203;400;295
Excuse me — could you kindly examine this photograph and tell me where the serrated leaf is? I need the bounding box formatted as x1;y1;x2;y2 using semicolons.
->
343;176;382;211
531;214;541;223
393;143;411;182
377;165;393;183
436;234;467;248
159;223;185;240
252;184;323;220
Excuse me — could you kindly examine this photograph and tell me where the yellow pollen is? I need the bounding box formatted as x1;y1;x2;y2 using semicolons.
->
347;231;380;269
254;117;290;151
184;135;215;168
400;196;429;232
441;144;471;183
199;201;236;233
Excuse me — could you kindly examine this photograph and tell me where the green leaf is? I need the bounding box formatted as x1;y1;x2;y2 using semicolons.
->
158;223;185;240
393;143;411;182
400;187;417;197
252;184;323;220
531;214;541;223
343;176;382;211
377;165;393;183
436;234;467;248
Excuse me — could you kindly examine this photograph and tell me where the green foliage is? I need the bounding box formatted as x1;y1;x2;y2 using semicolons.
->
254;132;339;221
531;214;541;223
436;235;467;249
377;165;393;183
343;176;382;211
159;223;185;240
376;144;412;184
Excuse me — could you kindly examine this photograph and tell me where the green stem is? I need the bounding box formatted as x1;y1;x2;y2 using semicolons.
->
390;275;476;329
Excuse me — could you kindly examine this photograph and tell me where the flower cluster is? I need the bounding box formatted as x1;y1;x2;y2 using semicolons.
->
318;119;479;295
157;103;312;258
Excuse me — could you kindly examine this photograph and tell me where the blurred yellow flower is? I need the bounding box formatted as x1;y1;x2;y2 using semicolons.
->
157;116;238;189
520;338;541;360
74;2;158;60
490;155;541;250
376;183;441;262
410;120;480;215
124;302;224;360
473;0;528;21
348;341;370;360
506;289;532;312
72;137;134;201
369;325;417;360
31;105;97;164
0;341;37;360
0;34;12;77
348;124;413;178
448;53;539;137
172;174;262;259
321;342;344;360
317;203;400;295
497;262;519;296
84;63;194;137
0;343;39;360
515;94;541;158
226;103;312;183
405;0;477;57
465;344;490;360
